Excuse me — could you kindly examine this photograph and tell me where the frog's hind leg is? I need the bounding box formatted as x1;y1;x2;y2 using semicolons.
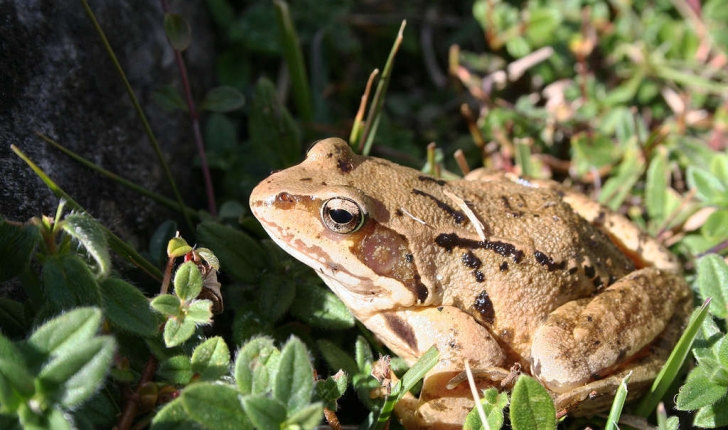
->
530;268;690;394
553;291;693;415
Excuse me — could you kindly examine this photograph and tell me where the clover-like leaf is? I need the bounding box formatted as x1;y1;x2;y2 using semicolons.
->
191;337;230;381
510;375;556;430
174;262;203;302
163;13;191;51
201;86;245;113
182;383;251;430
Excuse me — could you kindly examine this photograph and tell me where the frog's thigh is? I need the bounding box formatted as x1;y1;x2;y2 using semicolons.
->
366;306;505;429
531;268;689;393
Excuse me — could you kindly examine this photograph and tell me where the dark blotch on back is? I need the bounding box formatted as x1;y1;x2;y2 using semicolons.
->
473;270;485;282
533;250;566;272
337;158;353;173
435;233;524;263
418;175;446;186
500;261;509;272
473;290;495;325
383;314;418;351
413;274;429;303
461;251;482;269
412;189;465;224
584;265;596;278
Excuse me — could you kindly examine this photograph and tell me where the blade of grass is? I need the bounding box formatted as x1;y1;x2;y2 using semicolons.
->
634;298;711;417
11;145;163;282
359;20;406;156
37;132;198;220
373;346;439;430
274;0;313;126
79;0;194;233
604;372;631;430
349;69;379;149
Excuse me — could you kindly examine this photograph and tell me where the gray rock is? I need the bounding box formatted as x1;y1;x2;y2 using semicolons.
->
0;0;214;251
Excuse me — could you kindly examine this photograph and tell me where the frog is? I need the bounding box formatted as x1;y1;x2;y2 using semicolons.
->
249;137;692;429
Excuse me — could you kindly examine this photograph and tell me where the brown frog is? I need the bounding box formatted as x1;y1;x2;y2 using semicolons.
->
249;138;692;429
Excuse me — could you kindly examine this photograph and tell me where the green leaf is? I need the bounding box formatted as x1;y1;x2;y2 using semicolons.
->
151;294;182;317
100;278;157;336
687;166;728;204
151;397;205;430
0;334;34;413
167;237;192;259
235;337;279;395
174;262;203;302
195;248;219;272
163;13;191;51
42;254;102;312
645;149;668;223
0;298;27;338
18;405;72;430
164;318;197;348
316;340;358;376
676;366;728;410
274;337;314;413
152;86;187;113
463;388;508;430
185;300;213;324
37;336;116;407
354;336;374;372
61;213;111;279
291;283;355;329
28;307;103;358
257;274;296;323
200;86;245;113
191;337;230;381
510;375;556;430
696;255;728;319
314;371;347;411
693;395;728;428
182;382;251;430
248;77;302;169
284;402;323;430
0;219;39;282
158;355;193;385
196;221;265;283
240;394;286;430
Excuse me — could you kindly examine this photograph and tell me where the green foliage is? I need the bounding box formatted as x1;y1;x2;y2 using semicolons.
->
7;0;728;428
510;375;556;430
0;308;115;429
463;388;509;430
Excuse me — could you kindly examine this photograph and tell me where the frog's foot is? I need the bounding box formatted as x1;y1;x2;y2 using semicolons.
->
531;267;690;393
446;363;521;390
394;370;499;430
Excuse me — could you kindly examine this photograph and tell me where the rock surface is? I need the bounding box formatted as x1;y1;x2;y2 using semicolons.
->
0;0;214;248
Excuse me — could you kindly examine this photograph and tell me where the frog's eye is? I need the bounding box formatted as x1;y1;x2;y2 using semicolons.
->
321;197;365;234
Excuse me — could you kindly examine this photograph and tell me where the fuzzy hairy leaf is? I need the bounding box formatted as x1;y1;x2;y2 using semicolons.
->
191;337;230;381
61;213;111;280
510;375;556;430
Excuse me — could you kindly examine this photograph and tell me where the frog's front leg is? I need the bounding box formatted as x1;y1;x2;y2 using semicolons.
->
363;306;506;429
531;268;690;393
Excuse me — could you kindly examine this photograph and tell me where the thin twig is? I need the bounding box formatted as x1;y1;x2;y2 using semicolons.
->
160;0;217;217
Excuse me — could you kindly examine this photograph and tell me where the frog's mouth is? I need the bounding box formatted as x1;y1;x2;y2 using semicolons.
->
255;218;421;319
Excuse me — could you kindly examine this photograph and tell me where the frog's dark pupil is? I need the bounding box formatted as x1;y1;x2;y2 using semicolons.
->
330;209;354;224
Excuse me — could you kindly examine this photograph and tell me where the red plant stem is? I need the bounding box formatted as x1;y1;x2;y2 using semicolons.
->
160;0;217;216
